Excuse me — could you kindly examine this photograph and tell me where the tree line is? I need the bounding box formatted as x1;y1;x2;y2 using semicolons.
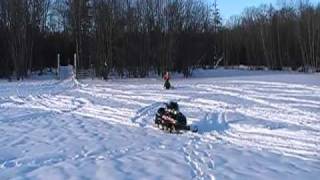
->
0;0;319;79
223;1;320;71
66;0;222;78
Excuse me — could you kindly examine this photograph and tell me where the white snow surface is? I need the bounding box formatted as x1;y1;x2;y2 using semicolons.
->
0;69;319;180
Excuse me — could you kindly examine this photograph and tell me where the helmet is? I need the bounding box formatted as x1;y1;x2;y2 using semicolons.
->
167;101;179;111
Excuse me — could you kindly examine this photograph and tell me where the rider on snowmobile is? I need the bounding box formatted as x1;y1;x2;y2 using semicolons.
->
163;71;171;89
155;101;197;132
166;101;179;114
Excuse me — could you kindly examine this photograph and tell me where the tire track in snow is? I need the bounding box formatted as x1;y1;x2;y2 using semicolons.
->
0;95;87;114
130;102;163;127
191;82;320;161
218;124;320;160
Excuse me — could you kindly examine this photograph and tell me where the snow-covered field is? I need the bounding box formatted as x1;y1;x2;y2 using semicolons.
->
0;69;319;180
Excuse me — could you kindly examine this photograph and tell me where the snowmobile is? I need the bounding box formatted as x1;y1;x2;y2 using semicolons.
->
155;102;198;133
164;80;171;90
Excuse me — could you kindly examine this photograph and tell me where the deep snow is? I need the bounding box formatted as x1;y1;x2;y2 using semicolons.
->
0;69;319;180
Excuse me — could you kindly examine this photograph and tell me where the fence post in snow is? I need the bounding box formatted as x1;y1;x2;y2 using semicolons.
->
74;53;77;78
57;53;60;79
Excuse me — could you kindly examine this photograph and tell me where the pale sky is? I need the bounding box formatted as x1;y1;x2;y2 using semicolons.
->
214;0;320;20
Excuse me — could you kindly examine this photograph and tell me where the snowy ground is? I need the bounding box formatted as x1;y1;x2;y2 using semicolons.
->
0;69;319;180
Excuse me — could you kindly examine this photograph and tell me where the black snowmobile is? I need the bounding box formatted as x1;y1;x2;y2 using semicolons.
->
155;102;198;133
164;80;171;90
